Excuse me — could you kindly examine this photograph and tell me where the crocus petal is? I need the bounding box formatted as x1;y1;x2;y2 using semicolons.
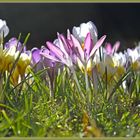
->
84;33;93;57
46;41;64;60
58;34;69;57
67;29;71;40
112;41;120;54
72;21;98;45
71;34;84;61
31;48;41;64
87;21;98;43
105;43;112;55
40;52;61;63
0;19;9;38
89;35;106;59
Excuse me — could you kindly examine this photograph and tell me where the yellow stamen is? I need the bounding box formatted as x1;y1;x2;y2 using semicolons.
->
81;42;84;50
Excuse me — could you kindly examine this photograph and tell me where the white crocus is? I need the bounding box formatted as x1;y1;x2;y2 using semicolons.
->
126;48;139;63
0;19;9;38
72;21;98;44
113;52;126;67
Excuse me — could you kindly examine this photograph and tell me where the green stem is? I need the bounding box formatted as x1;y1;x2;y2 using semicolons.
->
84;68;91;114
71;67;84;100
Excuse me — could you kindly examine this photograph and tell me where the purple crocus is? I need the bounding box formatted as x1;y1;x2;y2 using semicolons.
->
4;37;26;52
70;32;106;73
31;47;43;72
40;34;75;69
31;47;56;71
31;47;57;98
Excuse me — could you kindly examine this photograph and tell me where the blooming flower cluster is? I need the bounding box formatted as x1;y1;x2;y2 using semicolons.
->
1;19;140;89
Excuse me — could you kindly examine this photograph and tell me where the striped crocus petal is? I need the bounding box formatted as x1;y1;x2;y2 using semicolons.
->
71;34;84;62
41;48;56;67
40;48;62;63
84;33;93;58
88;35;106;59
46;41;65;63
57;34;70;57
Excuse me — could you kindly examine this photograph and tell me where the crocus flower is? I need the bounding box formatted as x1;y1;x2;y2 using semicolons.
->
4;38;31;85
41;34;74;69
0;19;9;38
71;21;106;74
0;43;16;72
5;37;26;52
105;41;120;55
31;47;57;98
72;21;98;45
125;48;140;71
71;32;106;74
97;52;126;82
11;50;31;85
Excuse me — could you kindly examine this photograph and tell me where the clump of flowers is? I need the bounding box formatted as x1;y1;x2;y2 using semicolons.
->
1;19;140;137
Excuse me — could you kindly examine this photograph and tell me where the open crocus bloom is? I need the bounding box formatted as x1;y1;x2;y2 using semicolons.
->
71;21;106;73
0;19;9;38
71;33;106;73
41;34;74;69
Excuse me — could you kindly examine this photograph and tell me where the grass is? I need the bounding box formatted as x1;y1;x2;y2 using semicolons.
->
0;62;140;137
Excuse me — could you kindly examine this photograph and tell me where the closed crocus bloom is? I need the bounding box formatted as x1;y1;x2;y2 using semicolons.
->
11;51;32;86
112;53;126;76
125;48;140;71
3;38;27;73
5;37;26;52
0;43;15;73
72;21;98;44
31;47;44;72
2;44;16;72
16;51;32;76
0;19;9;38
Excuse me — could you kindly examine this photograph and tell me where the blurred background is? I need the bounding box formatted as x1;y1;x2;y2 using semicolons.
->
0;3;140;51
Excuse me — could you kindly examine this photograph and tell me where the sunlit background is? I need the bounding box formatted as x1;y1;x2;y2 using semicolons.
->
0;3;140;51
